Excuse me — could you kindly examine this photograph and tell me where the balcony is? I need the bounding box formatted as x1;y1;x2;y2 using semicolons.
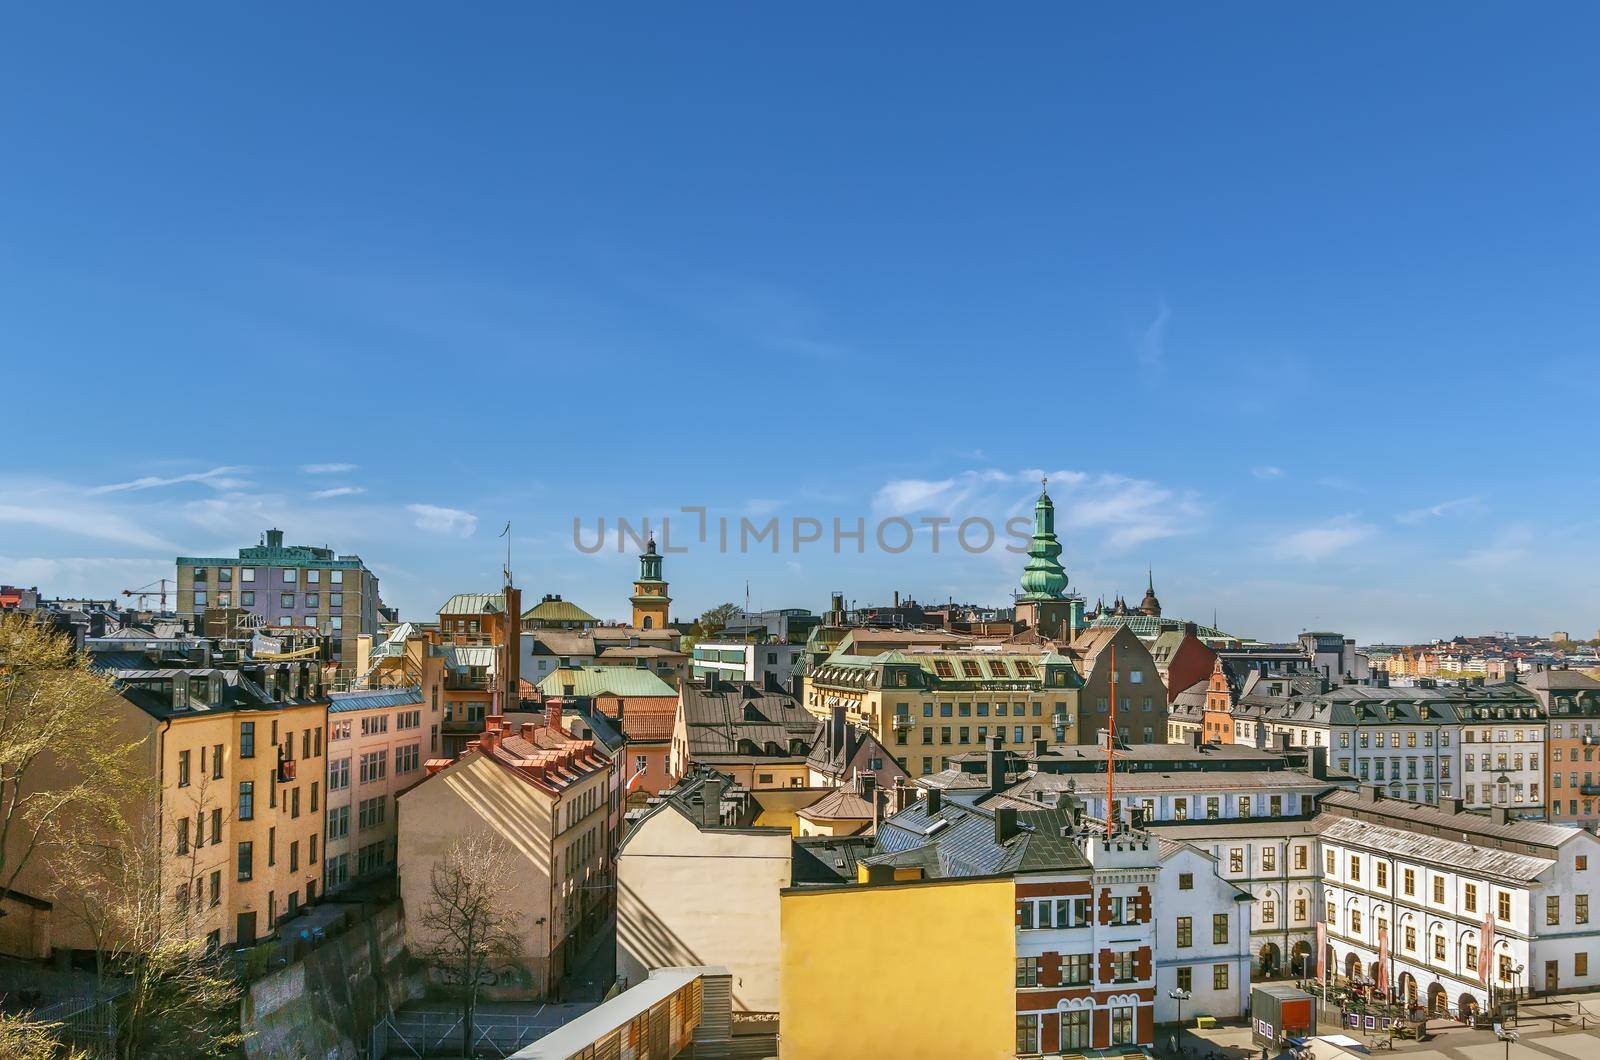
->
1580;785;1600;796
892;715;913;731
277;756;297;783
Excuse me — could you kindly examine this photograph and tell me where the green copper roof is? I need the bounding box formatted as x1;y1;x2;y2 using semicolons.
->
1018;481;1068;600
537;665;675;698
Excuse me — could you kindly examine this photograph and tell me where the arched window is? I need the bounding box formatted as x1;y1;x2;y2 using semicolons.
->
642;616;653;629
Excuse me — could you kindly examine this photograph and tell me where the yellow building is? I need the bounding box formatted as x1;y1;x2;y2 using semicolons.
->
4;635;330;956
397;714;613;995
780;872;1015;1059
804;645;1082;779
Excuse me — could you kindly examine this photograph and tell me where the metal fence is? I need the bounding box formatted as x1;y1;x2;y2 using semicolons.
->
371;1010;573;1058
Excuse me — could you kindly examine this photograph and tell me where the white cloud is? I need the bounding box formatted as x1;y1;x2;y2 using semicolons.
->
1396;496;1486;526
408;504;477;537
0;556;171;598
310;486;365;500
0;502;176;550
1252;466;1284;480
301;463;358;474
1273;516;1375;562
89;466;248;495
742;498;784;517
1136;300;1170;377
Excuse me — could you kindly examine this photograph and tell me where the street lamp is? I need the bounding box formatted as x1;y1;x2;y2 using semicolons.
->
1495;1025;1519;1060
1511;964;1525;1023
1168;988;1192;1056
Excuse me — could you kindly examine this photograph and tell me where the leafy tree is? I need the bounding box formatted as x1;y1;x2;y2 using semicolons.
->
417;832;524;1058
0;1012;88;1060
694;602;741;637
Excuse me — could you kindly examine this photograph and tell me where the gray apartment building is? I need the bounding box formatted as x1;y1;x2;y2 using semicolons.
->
176;528;381;680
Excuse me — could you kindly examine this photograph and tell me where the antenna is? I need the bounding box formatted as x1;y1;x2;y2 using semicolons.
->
500;521;512;588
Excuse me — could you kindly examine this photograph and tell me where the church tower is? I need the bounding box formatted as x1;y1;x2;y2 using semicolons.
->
630;536;672;630
1013;479;1082;641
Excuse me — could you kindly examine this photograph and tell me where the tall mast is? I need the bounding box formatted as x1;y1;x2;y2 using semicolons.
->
1105;640;1118;836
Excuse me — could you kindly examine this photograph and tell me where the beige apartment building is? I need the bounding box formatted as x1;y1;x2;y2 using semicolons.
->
397;710;613;996
323;686;427;893
804;645;1083;778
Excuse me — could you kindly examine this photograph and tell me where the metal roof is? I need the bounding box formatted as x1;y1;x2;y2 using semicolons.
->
521;597;598;624
1319;815;1555;884
437;592;505;615
329;686;424;713
537;665;676;699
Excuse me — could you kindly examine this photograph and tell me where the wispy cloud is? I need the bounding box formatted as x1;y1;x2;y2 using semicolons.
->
408;504;477;537
871;467;1200;552
0;503;176;550
1252;466;1285;480
310;486;365;500
1454;525;1533;571
1135;300;1170;379
1273;515;1375;562
301;463;358;474
1396;496;1486;526
89;466;247;495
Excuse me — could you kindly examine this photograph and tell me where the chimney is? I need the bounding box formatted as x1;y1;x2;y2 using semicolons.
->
994;806;1020;843
1375;670;1389;688
893;590;900;608
859;771;877;802
830;706;846;760
926;787;942;814
987;734;1007;794
546;697;563;734
1506;668;1519;685
478;728;501;754
891;776;912;815
1491;806;1512;825
1190;730;1202;749
425;758;450;777
702;776;727;828
1361;783;1382;803
265;528;284;549
1309;746;1329;780
503;585;522;708
1184;621;1197;637
520;722;538;741
1440;796;1465;815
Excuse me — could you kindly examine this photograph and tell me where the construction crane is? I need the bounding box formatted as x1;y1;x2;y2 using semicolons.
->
122;578;172;609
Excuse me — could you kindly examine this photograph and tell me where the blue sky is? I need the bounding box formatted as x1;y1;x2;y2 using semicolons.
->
4;5;1599;643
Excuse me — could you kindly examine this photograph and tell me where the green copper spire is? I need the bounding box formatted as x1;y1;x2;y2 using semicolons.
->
1019;478;1068;600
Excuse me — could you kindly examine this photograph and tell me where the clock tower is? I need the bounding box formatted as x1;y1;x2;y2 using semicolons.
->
630;536;672;630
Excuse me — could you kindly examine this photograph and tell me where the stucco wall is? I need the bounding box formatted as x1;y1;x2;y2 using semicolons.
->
780;876;1015;1059
617;807;791;1013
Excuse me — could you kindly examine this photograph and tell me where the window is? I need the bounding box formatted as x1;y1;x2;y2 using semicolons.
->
1063;953;1090;985
1403;868;1415;896
209;869;221;907
1326;850;1336;874
241;590;255;606
281;593;295;608
237;841;253;881
1263;900;1276;924
1111;950;1135;981
1579;855;1590;871
1262;846;1276;871
176;817;190;855
306;593;319;608
1350;855;1361;881
1111;1006;1135;1046
1464;883;1478;913
1230;848;1244;873
327;805;349;840
1213;913;1229;944
241;567;255;583
1578;895;1589;924
1214;964;1229;990
1498;891;1512;921
1548;895;1561;925
1015;956;1038;987
329;757;351;791
330;592;343;608
283;568;297;583
1177;916;1193;947
1377;861;1388;888
1434;935;1446;960
330;570;343;585
239;782;254;821
1434;876;1445;903
211;743;224;779
1579;953;1590;977
1176;966;1193;991
194;590;208;608
211;807;221;845
1179;872;1193;890
1060;1009;1090;1051
1016;1015;1038;1055
1404;925;1416;951
177;750;191;787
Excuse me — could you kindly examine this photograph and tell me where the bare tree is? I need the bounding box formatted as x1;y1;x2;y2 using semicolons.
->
100;797;246;1060
0;1011;89;1060
0;614;135;912
417;832;524;1058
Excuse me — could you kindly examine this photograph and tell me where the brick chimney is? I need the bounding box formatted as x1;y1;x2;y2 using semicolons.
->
520;722;539;741
546;697;563;734
478;728;501;754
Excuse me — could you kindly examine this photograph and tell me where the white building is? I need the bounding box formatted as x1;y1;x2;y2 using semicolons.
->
1152;838;1252;1024
691;638;804;689
1318;787;1600;1021
1459;701;1546;814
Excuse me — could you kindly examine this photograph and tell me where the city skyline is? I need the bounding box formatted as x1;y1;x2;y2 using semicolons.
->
6;6;1600;641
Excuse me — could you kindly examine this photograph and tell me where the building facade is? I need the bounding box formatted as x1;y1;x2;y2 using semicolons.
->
323;686;426;893
176;528;381;681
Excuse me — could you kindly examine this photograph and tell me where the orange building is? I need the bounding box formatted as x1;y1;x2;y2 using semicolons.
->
538;665;678;806
1200;658;1236;744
